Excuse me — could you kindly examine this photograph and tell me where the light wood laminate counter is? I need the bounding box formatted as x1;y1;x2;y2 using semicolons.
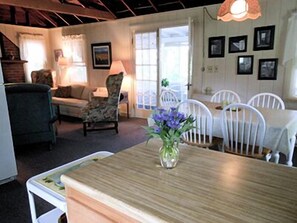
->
61;140;297;223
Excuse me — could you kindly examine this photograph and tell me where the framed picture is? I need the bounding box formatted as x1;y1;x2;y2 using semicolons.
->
229;35;247;53
253;25;275;51
91;42;112;69
208;36;225;58
258;58;278;80
54;49;63;62
237;55;253;74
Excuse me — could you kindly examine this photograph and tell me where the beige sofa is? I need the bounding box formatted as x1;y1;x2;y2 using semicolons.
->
51;85;129;118
51;85;97;118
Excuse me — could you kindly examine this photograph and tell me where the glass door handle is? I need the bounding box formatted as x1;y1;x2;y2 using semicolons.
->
185;83;192;91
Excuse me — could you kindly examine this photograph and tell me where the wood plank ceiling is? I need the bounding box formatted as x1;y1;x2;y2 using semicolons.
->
0;0;224;28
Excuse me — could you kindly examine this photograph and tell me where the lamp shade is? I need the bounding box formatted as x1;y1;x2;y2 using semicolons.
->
109;60;127;75
57;57;69;67
217;0;261;22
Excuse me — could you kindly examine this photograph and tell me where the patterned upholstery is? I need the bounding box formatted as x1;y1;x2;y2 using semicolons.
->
31;69;54;87
82;72;124;135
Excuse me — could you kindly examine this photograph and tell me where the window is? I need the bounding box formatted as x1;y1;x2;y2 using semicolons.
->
62;35;87;84
135;32;158;110
19;34;47;82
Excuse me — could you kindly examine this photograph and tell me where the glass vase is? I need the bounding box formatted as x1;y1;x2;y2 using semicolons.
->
159;141;179;169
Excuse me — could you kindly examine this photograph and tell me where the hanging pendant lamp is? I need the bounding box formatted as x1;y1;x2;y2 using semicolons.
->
217;0;261;22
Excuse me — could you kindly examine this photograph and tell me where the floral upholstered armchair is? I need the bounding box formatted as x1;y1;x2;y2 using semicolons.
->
81;72;124;136
31;69;54;87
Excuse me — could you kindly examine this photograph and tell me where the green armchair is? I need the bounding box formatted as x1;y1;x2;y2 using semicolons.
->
82;72;124;136
5;83;57;149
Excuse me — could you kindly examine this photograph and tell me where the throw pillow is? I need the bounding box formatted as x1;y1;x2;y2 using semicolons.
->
55;86;71;98
70;84;85;99
81;86;97;101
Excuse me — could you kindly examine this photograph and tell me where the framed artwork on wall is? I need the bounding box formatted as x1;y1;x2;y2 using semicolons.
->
253;25;275;51
258;58;278;80
208;36;225;58
229;35;247;53
91;42;112;69
54;49;63;62
237;55;253;75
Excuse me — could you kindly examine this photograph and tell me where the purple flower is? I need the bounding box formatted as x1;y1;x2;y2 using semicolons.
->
153;126;161;133
147;107;194;143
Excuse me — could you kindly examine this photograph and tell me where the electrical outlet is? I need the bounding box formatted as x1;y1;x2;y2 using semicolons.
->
214;65;218;73
207;65;213;73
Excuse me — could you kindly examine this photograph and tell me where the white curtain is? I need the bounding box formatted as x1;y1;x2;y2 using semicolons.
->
61;34;87;84
283;12;297;100
19;34;47;82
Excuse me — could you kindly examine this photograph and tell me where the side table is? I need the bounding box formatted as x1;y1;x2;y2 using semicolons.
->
119;91;129;118
26;151;113;223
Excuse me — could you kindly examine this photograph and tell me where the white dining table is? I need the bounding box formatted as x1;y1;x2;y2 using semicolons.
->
203;101;297;166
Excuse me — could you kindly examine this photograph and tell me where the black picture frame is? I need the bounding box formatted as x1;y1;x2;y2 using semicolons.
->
208;36;225;58
237;55;253;75
253;25;275;51
258;58;278;80
229;35;247;53
91;42;112;69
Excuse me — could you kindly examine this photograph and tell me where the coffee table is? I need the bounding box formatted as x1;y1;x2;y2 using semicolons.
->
26;151;113;223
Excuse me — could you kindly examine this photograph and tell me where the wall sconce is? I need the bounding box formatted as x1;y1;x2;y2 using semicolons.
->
217;0;261;22
109;60;127;75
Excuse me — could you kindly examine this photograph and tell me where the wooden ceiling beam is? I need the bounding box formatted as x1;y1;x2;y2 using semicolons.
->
0;0;115;20
54;12;70;26
119;0;136;16
9;6;16;24
97;0;117;18
178;0;186;9
147;0;158;12
35;10;57;27
73;15;83;24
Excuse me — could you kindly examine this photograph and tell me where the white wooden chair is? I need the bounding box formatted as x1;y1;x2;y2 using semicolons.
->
160;89;179;109
211;89;241;103
247;93;285;110
220;103;271;161
177;99;214;148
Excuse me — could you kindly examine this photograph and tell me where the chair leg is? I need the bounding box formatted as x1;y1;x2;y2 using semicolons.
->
83;122;87;136
115;122;118;134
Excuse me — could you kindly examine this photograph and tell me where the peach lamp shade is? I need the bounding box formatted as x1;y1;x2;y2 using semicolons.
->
217;0;261;22
109;60;127;75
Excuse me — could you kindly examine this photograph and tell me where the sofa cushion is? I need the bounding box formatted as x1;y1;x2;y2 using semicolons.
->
81;86;97;101
55;85;71;98
52;97;88;108
71;85;85;99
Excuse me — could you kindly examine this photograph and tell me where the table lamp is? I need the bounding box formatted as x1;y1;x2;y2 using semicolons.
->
109;60;127;75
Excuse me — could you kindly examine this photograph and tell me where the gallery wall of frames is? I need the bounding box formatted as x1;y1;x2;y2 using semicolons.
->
208;25;277;80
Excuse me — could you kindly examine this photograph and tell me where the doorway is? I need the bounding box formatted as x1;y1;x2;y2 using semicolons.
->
134;24;191;118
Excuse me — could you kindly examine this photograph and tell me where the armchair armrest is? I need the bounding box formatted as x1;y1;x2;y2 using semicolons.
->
51;87;57;97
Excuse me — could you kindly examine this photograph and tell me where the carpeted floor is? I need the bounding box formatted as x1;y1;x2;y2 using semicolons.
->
0;116;148;223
